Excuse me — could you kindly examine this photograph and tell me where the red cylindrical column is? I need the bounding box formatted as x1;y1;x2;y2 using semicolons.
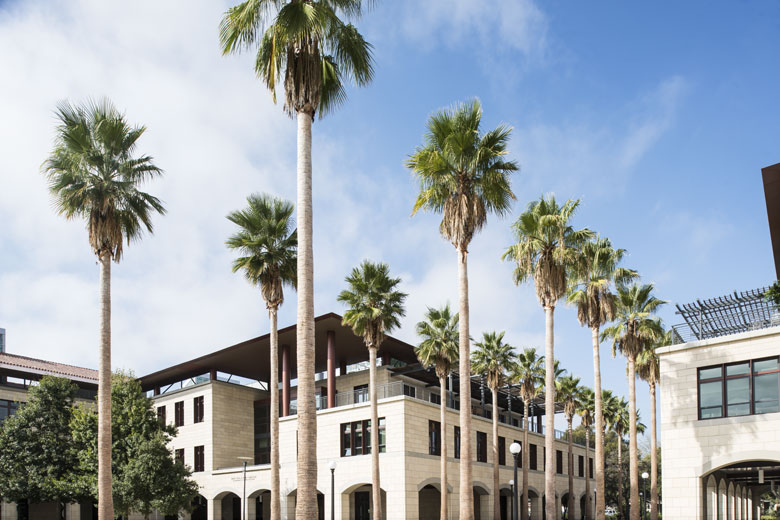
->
282;344;290;417
327;330;336;409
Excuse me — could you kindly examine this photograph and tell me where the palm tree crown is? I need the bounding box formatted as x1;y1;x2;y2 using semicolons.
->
226;194;297;308
556;375;581;423
513;348;545;408
338;260;407;349
220;0;374;118
415;305;459;380
578;387;595;429
43;99;166;261
636;329;667;387
407;99;518;251
601;283;666;360
472;331;515;390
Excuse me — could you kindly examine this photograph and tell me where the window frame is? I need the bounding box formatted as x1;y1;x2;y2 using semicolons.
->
174;401;184;427
429;420;441;456
193;396;204;423
697;356;780;420
578;455;584;478
556;449;563;474
340;418;386;457
194;445;204;472
175;448;184;465
476;431;487;463
529;444;537;471
157;405;166;425
454;426;460;459
498;436;506;466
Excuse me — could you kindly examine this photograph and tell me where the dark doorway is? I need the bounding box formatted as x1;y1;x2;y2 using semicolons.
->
355;491;370;520
318;493;325;520
500;494;508;520
232;496;241;520
191;495;207;520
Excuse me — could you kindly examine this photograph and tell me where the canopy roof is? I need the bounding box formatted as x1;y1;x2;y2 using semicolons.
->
138;313;419;391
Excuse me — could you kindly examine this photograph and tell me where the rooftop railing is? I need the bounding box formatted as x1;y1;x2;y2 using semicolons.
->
671;304;780;344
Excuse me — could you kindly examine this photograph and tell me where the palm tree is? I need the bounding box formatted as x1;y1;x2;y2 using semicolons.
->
602;283;664;520
637;330;668;520
220;4;375;516
472;331;516;520
503;196;593;520
42;99;165;520
338;261;406;520
415;305;459;520
567;236;637;520
226;194;296;520
512;348;545;520
556;375;581;519
407;99;518;519
610;398;647;520
577;387;595;520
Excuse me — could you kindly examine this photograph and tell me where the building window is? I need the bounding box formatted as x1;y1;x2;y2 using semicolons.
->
454;426;460;459
498;436;506;466
174;401;184;427
340;418;386;457
556;450;563;474
157;406;166;425
430;393;441;405
193;396;204;423
476;431;487;463
578;455;584;477
354;384;368;403
175;449;184;465
697;356;780;419
589;457;593;479
0;399;19;424
429;420;441;456
529;444;537;471
194;446;204;472
403;384;416;398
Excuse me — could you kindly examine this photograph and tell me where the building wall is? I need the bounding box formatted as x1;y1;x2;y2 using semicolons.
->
658;326;780;519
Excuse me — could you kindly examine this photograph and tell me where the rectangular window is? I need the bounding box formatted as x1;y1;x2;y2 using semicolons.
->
529;444;537;471
193;396;204;423
589;457;593;479
157;405;166;425
498;436;506;466
341;422;352;457
698;357;780;419
340;418;385;457
194;446;204;472
403;384;416;398
556;450;563;474
0;399;19;424
429;420;441;456
175;448;184;465
174;401;184;427
754;357;780;414
354;384;368;403
476;431;487;463
378;418;386;453
454;426;461;459
578;455;584;477
430;393;441;405
353;421;364;455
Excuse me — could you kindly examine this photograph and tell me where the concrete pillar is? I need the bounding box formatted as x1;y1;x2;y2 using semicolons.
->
327;330;336;409
210;369;217;381
153;387;160;396
208;498;221;520
247;495;256;520
282;344;290;417
536;414;543;433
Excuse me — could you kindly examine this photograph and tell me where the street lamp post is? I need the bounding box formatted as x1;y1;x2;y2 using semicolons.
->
238;456;253;520
510;480;515;520
510;442;522;520
641;472;649;520
329;460;336;520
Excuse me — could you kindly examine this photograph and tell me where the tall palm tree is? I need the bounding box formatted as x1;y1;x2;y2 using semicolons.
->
503;196;592;520
602;284;664;520
407;99;518;519
220;4;375;516
415;305;459;520
610;399;647;520
637;330;668;520
472;331;516;520
577;387;595;520
567;236;637;520
338;261;406;520
226;194;296;520
512;348;545;520
556;375;581;520
42;99;165;520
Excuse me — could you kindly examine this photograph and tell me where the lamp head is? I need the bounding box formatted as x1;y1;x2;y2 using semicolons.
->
642;472;649;479
509;480;514;487
509;442;521;455
329;460;337;471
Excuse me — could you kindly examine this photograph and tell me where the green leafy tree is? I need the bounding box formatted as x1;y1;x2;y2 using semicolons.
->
227;193;296;520
764;281;780;305
338;261;407;519
72;373;198;519
511;347;545;520
408;98;517;520
567;236;637;519
42;99;166;520
602;283;664;520
0;377;86;505
472;331;516;520
415;305;459;520
577;387;595;520
556;375;581;519
220;4;375;515
503;195;593;520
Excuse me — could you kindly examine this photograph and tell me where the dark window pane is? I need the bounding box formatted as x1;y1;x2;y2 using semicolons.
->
725;378;749;405
727;403;750;417
726;363;750;376
699;367;722;380
353;421;363;455
754;358;779;373
379;418;386;453
699;381;722;408
454;426;460;459
754;373;780;414
700;406;722;419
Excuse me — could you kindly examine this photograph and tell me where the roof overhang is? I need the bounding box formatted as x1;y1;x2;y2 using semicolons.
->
762;162;780;279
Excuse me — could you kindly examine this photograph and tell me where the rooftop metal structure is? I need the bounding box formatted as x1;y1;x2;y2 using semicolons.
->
672;286;780;344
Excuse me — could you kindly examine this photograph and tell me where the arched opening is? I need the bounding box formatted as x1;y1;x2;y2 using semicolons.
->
579;494;588;520
191;495;207;520
527;488;541;520
216;492;241;520
248;489;271;520
473;484;489;520
561;492;573;519
418;484;440;520
342;484;385;520
701;459;780;520
286;489;325;520
499;486;512;520
705;475;717;520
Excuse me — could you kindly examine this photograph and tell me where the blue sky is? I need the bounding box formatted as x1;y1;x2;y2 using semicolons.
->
0;0;778;435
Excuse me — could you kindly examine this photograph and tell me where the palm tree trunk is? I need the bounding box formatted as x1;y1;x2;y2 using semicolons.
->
295;109;317;520
522;402;530;520
440;375;448;520
492;387;500;520
269;307;281;520
457;247;474;520
592;326;605;520
568;419;574;519
544;306;555;520
627;357;639;520
617;435;623;520
369;346;381;520
649;383;658;520
97;252;113;520
585;428;592;520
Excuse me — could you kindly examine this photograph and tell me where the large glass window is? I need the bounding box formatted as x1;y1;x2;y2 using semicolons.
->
340;418;385;457
476;431;487;463
193;396;204;423
454;426;460;459
353;385;368;404
754;358;780;414
194;446;204;472
697;357;780;419
0;399;19;424
498;436;506;466
429;420;441;456
174;401;184;426
529;444;537;471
